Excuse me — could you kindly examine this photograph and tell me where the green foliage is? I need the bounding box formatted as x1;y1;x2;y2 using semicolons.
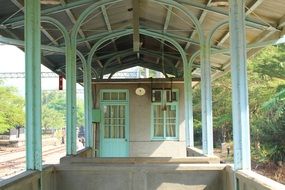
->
193;119;202;146
42;92;66;130
193;44;285;163
255;86;285;163
41;91;84;129
42;105;65;129
252;44;285;80
0;82;24;133
239;44;285;163
252;146;271;164
193;73;233;145
77;99;84;127
42;91;66;113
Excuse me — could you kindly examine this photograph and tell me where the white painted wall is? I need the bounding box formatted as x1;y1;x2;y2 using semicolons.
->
94;82;186;157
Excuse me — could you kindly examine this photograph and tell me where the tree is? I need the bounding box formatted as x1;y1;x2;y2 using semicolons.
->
192;44;285;159
252;44;285;80
41;91;85;129
255;86;285;163
42;92;66;130
248;44;285;163
42;91;66;113
0;82;24;133
42;105;65;130
77;99;84;127
192;73;233;146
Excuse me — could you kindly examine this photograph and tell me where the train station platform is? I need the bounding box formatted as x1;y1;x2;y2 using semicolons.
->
1;148;284;190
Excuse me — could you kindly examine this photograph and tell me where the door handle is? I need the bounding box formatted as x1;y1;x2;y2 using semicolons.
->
125;139;128;142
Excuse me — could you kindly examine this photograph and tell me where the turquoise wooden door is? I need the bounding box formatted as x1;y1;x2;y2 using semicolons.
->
100;90;129;157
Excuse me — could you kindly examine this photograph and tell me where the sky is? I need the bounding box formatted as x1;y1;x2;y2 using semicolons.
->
0;44;83;98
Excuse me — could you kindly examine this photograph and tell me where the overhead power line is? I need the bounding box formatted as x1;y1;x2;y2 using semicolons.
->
0;72;59;79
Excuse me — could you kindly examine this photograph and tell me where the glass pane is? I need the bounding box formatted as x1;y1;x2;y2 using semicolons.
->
165;105;176;137
103;105;125;138
172;91;177;102
152;90;162;102
111;92;118;100
154;124;163;137
103;92;110;100
153;105;163;137
166;90;172;102
118;92;127;100
118;105;125;138
104;125;110;138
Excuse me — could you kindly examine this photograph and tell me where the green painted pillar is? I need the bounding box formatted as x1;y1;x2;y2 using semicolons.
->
184;60;194;147
24;0;42;170
79;51;93;148
86;60;93;148
66;40;77;155
229;0;251;170
201;40;213;156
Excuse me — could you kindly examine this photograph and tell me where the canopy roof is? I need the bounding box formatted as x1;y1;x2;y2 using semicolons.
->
0;0;284;82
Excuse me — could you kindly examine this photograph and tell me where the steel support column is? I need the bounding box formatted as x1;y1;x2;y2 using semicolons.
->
229;0;251;170
184;59;194;147
86;57;93;148
25;0;42;170
78;51;93;148
70;0;123;154
201;40;213;155
66;39;77;155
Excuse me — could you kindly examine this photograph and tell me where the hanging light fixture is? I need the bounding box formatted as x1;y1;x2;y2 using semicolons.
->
41;0;61;5
210;0;229;7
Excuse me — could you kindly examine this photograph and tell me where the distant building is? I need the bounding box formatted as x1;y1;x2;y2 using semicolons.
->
0;127;25;146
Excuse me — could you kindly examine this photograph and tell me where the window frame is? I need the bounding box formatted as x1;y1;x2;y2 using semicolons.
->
151;89;179;141
100;89;129;103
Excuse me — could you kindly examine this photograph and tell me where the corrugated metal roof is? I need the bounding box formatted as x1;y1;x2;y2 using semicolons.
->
0;0;284;81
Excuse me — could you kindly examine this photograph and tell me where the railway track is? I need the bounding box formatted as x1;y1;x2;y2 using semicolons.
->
0;147;26;157
0;146;65;170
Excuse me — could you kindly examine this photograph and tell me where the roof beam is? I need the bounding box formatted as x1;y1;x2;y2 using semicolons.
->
175;0;213;68
211;29;279;80
140;48;180;60
101;6;112;31
177;0;278;30
10;0;59;46
64;20;132;45
156;6;173;66
58;1;103;71
246;0;265;15
184;0;212;50
94;48;180;60
216;0;265;47
100;49;179;77
1;0;95;25
146;28;221;50
73;30;125;46
60;0;91;49
69;27;201;50
76;27;207;48
163;7;173;31
132;0;140;52
2;0;279;33
103;60;177;76
101;5;121;64
102;49;178;70
278;14;285;29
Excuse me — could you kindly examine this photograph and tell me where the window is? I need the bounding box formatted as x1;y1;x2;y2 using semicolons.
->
151;90;178;140
103;104;126;139
101;90;127;101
